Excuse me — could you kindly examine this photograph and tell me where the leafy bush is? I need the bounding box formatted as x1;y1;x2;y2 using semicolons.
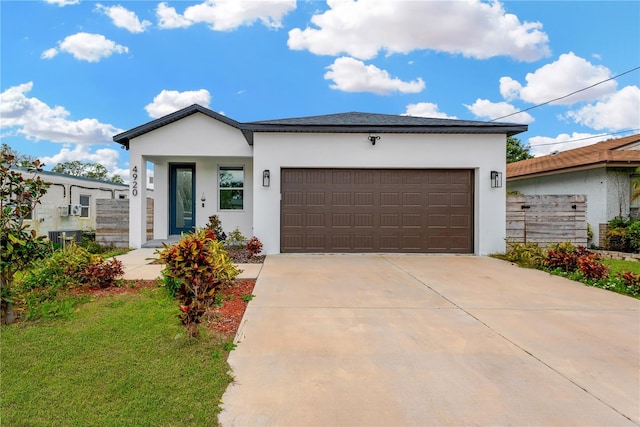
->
16;244;125;320
226;227;246;248
205;215;226;241
246;236;263;258
502;241;545;269
158;229;239;337
577;254;609;281
608;216;635;229
625;221;640;253
605;228;629;252
76;259;124;289
619;272;640;296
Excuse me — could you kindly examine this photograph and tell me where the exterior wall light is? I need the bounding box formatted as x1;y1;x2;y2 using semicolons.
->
201;192;206;207
368;134;380;145
490;171;502;188
263;169;270;187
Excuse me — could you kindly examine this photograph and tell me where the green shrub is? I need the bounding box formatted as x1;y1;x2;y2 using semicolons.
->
625;221;640;253
608;216;634;229
605;228;629;252
226;227;246;248
503;241;545;268
158;229;239;337
76;259;124;289
205;215;226;241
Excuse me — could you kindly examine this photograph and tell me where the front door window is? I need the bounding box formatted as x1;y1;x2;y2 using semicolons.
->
170;164;195;235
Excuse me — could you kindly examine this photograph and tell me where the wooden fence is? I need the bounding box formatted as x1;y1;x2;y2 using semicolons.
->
95;198;153;248
506;194;587;248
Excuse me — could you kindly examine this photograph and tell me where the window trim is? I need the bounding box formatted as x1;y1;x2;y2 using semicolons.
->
218;165;245;211
79;194;90;218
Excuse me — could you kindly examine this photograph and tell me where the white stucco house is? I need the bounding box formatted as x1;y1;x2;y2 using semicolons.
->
507;133;640;244
113;104;527;255
18;169;129;242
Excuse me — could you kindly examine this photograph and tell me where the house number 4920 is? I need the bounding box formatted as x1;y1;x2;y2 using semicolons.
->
131;165;138;196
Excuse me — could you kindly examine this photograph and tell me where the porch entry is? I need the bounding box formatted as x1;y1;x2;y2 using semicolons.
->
169;163;195;235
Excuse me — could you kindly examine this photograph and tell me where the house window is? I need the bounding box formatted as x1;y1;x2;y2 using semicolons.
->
79;194;90;218
219;166;244;210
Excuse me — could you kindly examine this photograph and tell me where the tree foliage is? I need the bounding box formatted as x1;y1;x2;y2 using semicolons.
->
1;152;51;324
1;143;37;167
52;160;124;184
507;136;534;163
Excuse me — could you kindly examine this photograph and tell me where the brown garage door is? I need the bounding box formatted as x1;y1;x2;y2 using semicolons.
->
281;169;473;253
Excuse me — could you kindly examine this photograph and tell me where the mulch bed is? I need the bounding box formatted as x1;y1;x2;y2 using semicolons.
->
206;279;256;336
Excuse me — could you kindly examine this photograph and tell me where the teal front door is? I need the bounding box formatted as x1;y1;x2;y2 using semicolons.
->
170;164;195;235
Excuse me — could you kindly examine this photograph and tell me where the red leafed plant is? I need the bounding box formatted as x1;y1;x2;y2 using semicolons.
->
76;258;124;289
577;254;609;281
158;229;239;337
620;272;640;295
246;236;263;258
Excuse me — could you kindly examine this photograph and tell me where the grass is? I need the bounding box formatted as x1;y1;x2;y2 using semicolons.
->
1;288;233;427
602;258;640;275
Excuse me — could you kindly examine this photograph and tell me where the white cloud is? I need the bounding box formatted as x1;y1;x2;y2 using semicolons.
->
565;85;640;131
0;82;122;145
40;145;128;182
324;57;425;95
464;99;534;124
501;52;616;105
43;32;128;62
145;89;212;118
403;102;457;119
527;132;611;157
156;0;295;31
44;0;80;6
157;2;192;29
288;0;550;61
95;4;151;33
41;48;58;60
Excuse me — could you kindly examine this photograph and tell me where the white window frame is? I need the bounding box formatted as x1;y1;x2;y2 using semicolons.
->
79;194;90;218
218;166;244;211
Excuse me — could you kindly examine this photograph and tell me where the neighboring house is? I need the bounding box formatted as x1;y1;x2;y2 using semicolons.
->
113;104;527;255
507;133;640;244
18;169;130;242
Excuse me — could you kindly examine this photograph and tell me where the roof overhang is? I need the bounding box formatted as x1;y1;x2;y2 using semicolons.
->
508;161;640;181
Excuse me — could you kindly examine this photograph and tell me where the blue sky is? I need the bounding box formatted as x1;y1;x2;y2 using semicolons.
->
2;0;639;182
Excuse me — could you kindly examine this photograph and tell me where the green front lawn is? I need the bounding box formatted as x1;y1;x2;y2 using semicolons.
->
602;258;640;275
1;288;233;426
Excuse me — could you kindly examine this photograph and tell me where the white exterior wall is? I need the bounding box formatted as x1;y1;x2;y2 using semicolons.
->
127;113;253;247
21;171;128;238
507;168;632;243
253;132;507;255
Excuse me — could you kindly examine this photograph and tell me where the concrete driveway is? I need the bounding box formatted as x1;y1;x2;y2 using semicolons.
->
220;255;640;426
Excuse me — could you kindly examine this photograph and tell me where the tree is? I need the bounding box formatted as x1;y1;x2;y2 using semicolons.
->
507;136;534;163
1;152;50;324
52;160;124;183
1;143;37;167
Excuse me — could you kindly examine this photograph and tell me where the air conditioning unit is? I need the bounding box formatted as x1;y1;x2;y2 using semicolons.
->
59;205;69;217
71;204;82;216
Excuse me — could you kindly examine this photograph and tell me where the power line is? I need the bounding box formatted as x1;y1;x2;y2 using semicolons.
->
528;128;640;148
491;66;640;122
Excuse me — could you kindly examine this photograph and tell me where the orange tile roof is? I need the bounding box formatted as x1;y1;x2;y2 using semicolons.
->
507;133;640;180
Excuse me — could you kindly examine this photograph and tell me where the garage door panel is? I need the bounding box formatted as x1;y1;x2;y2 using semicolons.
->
281;169;473;253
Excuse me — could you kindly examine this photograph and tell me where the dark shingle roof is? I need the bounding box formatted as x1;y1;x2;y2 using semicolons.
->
507;133;640;180
113;104;528;148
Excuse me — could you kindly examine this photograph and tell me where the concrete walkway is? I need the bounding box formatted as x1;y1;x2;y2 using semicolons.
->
114;248;263;280
220;254;640;427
